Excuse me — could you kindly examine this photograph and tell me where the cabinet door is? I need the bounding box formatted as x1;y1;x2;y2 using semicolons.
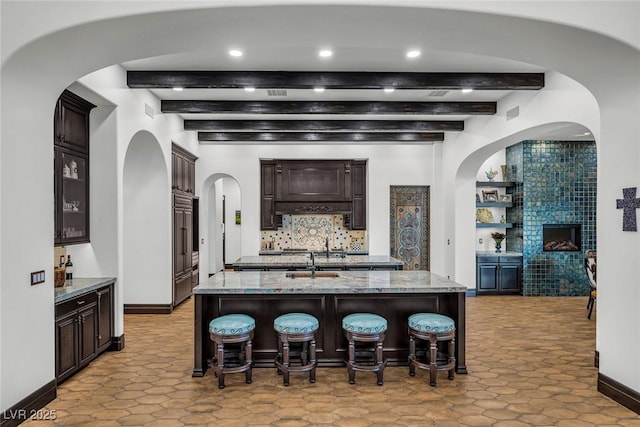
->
171;152;178;190
477;263;499;291
174;208;186;275
499;263;522;292
55;311;78;380
184;209;193;265
78;304;97;366
188;160;195;194
56;91;94;154
261;161;276;229
97;286;113;352
174;272;193;306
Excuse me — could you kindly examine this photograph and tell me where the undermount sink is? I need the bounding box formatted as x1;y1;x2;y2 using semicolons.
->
285;272;340;279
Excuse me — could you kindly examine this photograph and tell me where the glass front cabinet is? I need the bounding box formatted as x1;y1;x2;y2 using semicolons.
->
54;90;94;246
55;148;89;245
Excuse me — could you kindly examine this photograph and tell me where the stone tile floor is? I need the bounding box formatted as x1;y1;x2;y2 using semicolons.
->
26;296;640;426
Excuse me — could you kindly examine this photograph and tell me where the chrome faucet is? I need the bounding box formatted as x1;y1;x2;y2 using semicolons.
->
325;237;330;258
308;252;316;278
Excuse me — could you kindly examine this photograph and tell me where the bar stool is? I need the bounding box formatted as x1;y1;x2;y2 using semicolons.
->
342;313;387;385
274;313;319;386
209;314;255;389
408;313;456;387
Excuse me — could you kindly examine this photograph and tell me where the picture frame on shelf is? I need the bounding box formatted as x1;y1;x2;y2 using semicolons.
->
499;194;512;203
482;190;499;202
476;193;481;203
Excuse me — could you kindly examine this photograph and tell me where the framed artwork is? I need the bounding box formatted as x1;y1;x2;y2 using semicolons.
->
499;194;512;203
482;190;499;202
235;210;241;224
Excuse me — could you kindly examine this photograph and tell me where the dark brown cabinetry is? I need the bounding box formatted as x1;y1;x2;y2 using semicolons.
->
54;90;95;246
260;159;366;230
172;144;198;307
55;283;113;383
476;255;522;294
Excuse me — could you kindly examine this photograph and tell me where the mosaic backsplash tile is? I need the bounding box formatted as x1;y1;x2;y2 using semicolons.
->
261;214;367;251
507;141;597;296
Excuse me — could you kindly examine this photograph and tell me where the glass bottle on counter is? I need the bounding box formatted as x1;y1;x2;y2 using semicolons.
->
65;255;74;280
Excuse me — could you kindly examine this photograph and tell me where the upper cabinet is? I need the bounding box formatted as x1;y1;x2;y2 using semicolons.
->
261;159;367;230
54;90;95;246
172;144;197;195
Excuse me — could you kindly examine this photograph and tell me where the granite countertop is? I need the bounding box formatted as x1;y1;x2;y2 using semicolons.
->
233;255;403;268
476;251;523;257
194;270;467;294
54;277;116;303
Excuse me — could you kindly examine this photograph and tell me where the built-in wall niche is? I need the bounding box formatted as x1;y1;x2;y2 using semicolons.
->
543;224;581;251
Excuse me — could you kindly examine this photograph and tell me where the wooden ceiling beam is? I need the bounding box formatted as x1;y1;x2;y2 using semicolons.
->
184;119;463;132
128;71;544;90
198;132;445;142
161;100;496;115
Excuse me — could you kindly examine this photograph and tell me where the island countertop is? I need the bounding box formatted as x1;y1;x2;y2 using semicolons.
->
193;270;467;375
194;270;466;294
232;255;404;271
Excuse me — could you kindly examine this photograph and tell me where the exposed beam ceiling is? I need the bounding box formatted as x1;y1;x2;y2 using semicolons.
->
128;71;544;90
126;70;545;143
161;100;496;115
198;132;444;142
184;119;463;132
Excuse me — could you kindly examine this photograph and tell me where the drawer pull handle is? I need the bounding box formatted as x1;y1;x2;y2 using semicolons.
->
77;300;85;305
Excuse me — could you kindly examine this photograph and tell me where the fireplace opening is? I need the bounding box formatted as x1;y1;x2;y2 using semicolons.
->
543;224;581;251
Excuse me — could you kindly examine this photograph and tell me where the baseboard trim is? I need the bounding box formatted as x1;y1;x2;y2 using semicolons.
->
466;289;477;297
110;334;125;351
1;379;56;427
124;304;173;314
594;350;599;368
598;373;640;415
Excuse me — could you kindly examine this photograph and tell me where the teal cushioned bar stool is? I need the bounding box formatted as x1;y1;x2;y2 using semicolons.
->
209;314;255;389
342;313;387;385
274;313;319;386
408;313;456;386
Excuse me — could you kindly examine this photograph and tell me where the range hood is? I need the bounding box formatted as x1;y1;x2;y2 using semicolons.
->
275;201;352;215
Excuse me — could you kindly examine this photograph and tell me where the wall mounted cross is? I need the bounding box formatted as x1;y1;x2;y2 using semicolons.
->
616;187;640;231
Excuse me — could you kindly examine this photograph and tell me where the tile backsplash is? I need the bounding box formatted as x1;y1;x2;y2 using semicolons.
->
261;214;367;251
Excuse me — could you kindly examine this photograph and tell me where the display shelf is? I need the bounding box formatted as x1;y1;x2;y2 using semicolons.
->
476;181;516;187
476;223;514;228
476;202;513;208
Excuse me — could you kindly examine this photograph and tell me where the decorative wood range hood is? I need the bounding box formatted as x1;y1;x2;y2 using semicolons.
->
260;159;366;230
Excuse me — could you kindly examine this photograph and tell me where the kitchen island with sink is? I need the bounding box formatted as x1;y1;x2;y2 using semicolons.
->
233;254;404;271
192;270;467;376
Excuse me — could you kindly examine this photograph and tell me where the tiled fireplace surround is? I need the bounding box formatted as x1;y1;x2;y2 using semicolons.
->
506;140;597;296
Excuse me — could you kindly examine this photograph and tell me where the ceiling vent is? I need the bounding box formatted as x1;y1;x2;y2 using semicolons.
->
427;90;449;97
267;89;288;97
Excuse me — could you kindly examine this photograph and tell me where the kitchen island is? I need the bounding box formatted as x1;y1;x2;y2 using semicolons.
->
193;270;467;376
233;254;404;271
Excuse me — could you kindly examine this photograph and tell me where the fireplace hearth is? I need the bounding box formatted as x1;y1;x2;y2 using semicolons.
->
543;224;582;251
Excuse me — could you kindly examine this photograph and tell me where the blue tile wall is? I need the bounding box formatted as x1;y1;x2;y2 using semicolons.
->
506;141;597;296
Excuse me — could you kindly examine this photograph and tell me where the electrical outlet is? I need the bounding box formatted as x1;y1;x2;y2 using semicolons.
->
479;238;483;244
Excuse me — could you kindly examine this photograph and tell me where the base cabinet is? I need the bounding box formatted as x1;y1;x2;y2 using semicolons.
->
476;255;522;294
55;284;113;383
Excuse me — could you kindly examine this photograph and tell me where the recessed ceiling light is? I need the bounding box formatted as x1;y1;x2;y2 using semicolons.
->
583;132;591;135
318;49;333;58
314;87;325;93
383;87;395;93
229;49;243;57
172;87;183;92
461;88;474;93
406;50;421;58
244;87;255;92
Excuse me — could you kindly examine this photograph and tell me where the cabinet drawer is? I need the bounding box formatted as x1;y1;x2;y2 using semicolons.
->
56;291;97;318
500;256;522;264
477;255;499;263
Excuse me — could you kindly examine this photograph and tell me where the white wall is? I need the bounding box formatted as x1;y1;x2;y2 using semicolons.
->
2;0;640;411
123;131;171;304
223;177;242;265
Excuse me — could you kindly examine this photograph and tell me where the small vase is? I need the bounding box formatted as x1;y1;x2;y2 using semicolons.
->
500;164;508;181
493;238;504;253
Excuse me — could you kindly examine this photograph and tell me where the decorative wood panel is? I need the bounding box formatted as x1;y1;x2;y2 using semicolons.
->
390;186;430;270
